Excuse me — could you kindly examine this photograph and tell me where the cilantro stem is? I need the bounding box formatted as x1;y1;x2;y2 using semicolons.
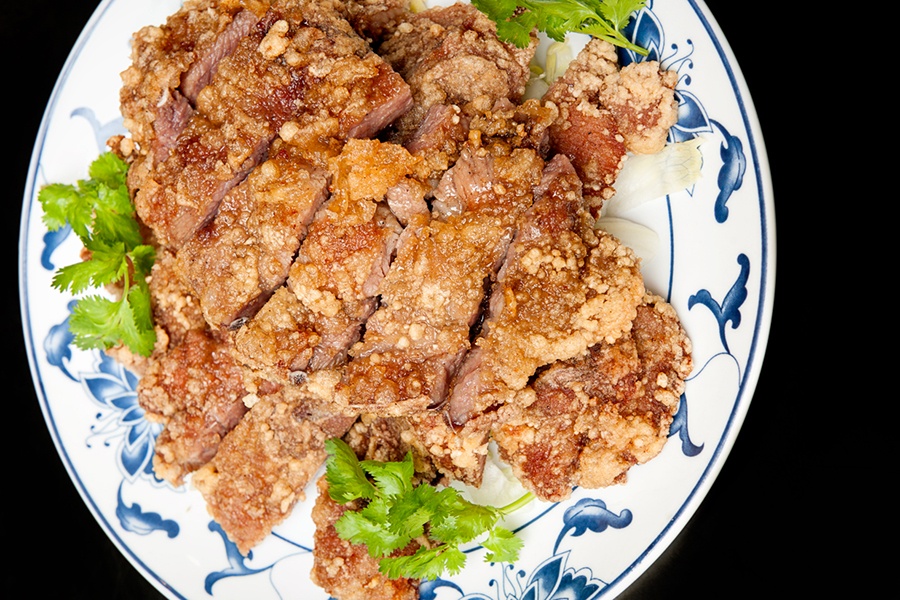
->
498;492;535;515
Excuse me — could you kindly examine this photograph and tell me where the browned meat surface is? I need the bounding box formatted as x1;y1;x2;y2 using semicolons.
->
136;328;249;486
230;287;322;384
332;145;545;416
401;409;490;485
403;97;558;189
447;154;645;426
465;97;558;158
120;0;271;165
180;6;266;102
192;383;356;554
342;415;442;482
341;0;413;46
379;2;536;144
230;139;418;383
491;294;693;501
146;247;208;350
310;477;420;600
402;103;469;185
543;38;677;213
595;54;679;155
175;139;330;330
131;0;412;248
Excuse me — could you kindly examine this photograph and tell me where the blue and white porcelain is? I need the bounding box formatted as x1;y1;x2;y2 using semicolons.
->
19;0;774;598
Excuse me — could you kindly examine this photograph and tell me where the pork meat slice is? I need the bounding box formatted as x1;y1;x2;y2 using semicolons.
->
230;139;420;384
491;294;693;501
378;2;537;144
175;139;330;331
402;154;644;486
543;38;678;214
132;0;412;248
332;145;545;416
191;376;357;555
147;247;208;351
136;328;249;486
447;154;646;426
120;0;270;165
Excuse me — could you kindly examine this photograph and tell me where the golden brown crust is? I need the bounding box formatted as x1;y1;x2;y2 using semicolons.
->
192;386;355;554
492;293;693;501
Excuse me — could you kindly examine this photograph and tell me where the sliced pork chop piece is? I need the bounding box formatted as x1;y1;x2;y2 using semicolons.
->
447;154;646;427
146;246;208;351
175;139;330;331
120;0;270;165
133;0;413;248
332;145;545;416
230;139;419;384
401;97;559;191
543;38;678;213
191;377;357;555
491;294;693;502
136;328;249;486
401;103;470;186
379;2;536;144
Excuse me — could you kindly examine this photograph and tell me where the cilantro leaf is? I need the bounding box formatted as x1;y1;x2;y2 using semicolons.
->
37;151;156;356
323;438;534;581
482;526;524;563
472;0;649;55
379;544;468;581
325;438;378;503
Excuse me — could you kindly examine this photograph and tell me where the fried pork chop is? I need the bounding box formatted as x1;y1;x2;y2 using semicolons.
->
191;380;356;554
492;293;693;501
136;328;249;486
378;2;537;144
543;38;678;214
175;138;331;331
447;153;644;426
401;154;645;486
120;0;271;166
130;0;412;248
230;139;421;384
311;477;420;600
114;0;694;585
332;145;545;416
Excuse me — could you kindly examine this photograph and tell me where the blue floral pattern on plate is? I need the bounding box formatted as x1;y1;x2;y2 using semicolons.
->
20;0;772;597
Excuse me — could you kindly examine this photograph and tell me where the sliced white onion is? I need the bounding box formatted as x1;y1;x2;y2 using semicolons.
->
450;441;529;507
543;41;573;85
522;75;549;100
596;216;660;263
603;137;705;218
523;40;573;100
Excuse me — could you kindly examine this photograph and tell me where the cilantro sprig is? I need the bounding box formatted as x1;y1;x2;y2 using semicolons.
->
472;0;649;55
38;152;157;356
324;438;534;580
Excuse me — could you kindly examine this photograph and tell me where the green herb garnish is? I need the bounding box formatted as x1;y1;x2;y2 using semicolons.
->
324;438;533;580
472;0;649;55
39;151;156;356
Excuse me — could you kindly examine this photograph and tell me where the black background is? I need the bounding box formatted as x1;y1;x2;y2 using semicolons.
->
5;1;817;598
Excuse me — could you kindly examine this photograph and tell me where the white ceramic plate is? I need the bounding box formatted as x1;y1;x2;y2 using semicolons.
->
19;0;773;598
